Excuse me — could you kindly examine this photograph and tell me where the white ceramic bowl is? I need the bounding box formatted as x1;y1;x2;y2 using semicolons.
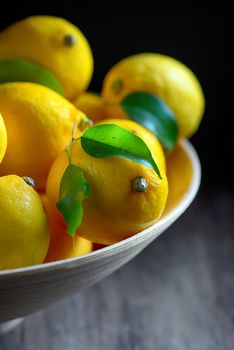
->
0;140;201;331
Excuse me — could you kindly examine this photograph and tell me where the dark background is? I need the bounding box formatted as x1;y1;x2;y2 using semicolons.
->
0;3;233;350
0;2;232;191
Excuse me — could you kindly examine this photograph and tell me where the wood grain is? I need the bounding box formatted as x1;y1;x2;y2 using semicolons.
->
0;189;233;350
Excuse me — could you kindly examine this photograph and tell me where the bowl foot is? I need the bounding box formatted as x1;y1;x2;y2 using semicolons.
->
0;318;24;335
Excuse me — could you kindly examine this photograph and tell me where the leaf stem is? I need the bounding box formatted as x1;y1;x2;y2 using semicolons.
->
65;146;72;164
65;123;77;164
72;122;77;140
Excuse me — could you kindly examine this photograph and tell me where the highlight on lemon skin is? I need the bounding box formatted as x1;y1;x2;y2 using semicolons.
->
0;175;50;270
101;53;205;138
0;113;7;164
0;15;94;100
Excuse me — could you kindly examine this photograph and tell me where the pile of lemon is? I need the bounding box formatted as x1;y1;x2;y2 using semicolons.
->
0;16;205;270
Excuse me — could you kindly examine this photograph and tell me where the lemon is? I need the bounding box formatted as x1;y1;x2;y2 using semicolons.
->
0;16;93;100
0;82;86;190
73;92;108;123
163;143;193;216
45;232;92;263
46;121;168;245
0;175;50;270
0;113;7;163
102;53;205;137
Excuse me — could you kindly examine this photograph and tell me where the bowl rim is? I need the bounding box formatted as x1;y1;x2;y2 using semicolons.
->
0;139;201;278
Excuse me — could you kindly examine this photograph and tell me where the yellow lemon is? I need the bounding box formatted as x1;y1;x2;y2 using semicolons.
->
45;229;92;263
101;53;205;137
163;142;193;216
0;175;50;270
0;82;86;190
0;113;7;163
40;194;92;262
46;124;168;245
0;16;93;100
73;92;108;123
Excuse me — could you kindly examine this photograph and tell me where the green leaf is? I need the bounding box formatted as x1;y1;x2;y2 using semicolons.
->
121;92;179;151
56;164;90;238
81;124;162;178
0;59;64;95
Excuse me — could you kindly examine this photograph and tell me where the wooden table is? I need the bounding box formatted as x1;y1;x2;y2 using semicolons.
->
0;188;233;350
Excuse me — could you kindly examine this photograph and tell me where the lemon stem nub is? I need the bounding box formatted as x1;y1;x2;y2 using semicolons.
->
63;34;77;46
22;176;35;188
132;176;148;193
